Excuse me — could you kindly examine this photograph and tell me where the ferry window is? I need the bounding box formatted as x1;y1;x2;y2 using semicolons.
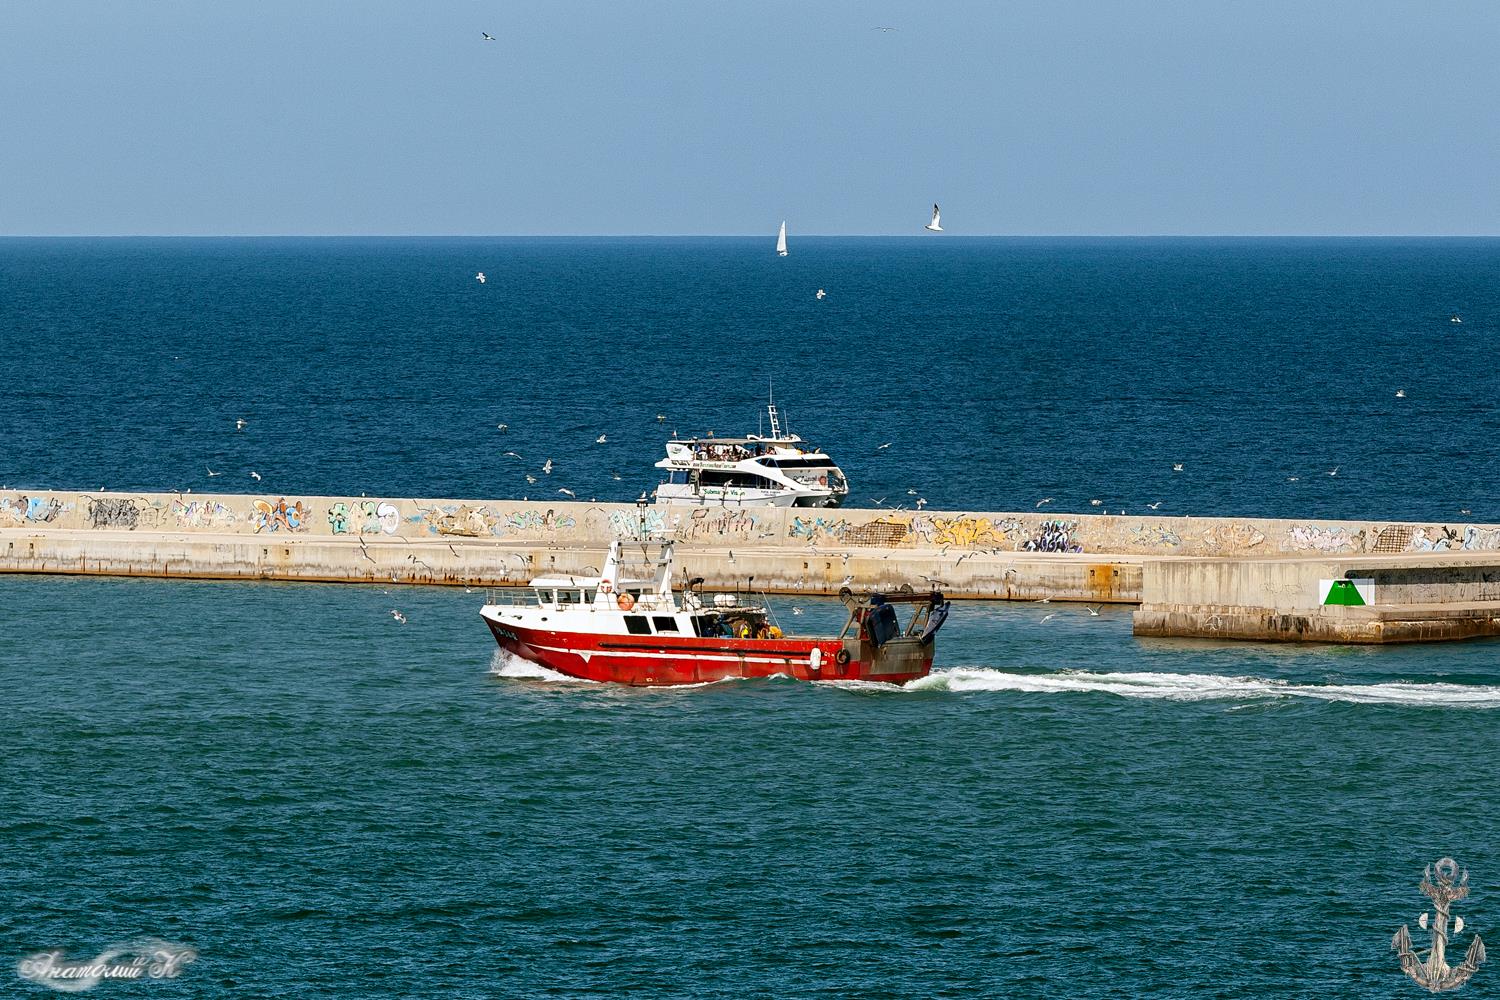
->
624;616;652;635
582;590;596;604
652;616;678;632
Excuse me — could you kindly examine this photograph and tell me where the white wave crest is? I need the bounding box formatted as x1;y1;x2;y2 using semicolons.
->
488;649;592;683
904;668;1500;708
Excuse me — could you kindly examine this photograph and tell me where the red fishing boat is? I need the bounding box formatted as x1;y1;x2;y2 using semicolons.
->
480;537;949;686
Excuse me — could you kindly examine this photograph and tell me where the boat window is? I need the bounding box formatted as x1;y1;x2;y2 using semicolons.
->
700;471;778;489
668;471;688;485
582;590;596;604
652;616;678;632
767;458;833;470
624;615;652;635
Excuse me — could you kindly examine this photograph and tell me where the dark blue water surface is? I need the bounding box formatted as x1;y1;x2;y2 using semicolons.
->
4;240;1500;997
1;237;1496;519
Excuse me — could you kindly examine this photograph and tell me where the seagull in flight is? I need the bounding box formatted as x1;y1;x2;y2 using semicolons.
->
1286;476;1300;482
1395;389;1406;398
924;203;943;232
249;471;262;481
481;32;496;41
475;272;486;283
525;474;537;485
1090;499;1103;507
655;413;666;423
558;488;576;498
1328;466;1340;477
206;467;222;477
1147;501;1162;510
503;451;522;459
816;288;826;300
1041;613;1058;624
872;26;898;32
791;607;804;615
389;609;407;624
496;423;508;432
1085;605;1101;617
1036;497;1053;507
876;442;891;450
542;458;554;474
235;418;247;431
611;472;622;481
596;434;607;444
1172;463;1184;472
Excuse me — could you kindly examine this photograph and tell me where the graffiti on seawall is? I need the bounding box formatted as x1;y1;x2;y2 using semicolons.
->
1200;523;1266;554
1285;524;1363;553
1408;524;1500;553
86;497;143;530
417;503;501;538
0;495;73;526
911;515;1013;549
171;500;238;530
790;515;850;545
253;498;311;533
1021;519;1082;553
608;508;667;539
678;508;760;542
1129;524;1182;550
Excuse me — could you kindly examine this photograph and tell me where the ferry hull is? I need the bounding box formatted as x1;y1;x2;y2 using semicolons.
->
484;616;930;686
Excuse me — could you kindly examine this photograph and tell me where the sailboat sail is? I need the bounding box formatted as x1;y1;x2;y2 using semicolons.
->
776;221;787;256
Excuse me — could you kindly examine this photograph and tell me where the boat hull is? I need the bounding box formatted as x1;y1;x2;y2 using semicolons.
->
483;615;930;686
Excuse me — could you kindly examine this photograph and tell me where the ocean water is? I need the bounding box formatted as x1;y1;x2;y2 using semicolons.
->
1;237;1497;520
3;577;1498;997
3;239;1500;997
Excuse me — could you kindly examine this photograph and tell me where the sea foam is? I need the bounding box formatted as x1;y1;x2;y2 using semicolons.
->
904;668;1500;707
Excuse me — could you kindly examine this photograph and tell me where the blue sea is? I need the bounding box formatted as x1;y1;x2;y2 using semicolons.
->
3;238;1500;997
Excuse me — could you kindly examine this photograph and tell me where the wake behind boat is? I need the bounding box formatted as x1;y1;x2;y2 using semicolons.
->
480;535;949;686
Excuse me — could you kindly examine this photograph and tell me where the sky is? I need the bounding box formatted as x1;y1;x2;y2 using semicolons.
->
2;1;1497;236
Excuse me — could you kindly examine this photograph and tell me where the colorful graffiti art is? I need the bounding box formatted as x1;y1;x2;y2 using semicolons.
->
328;502;351;534
505;508;578;534
790;516;850;544
252;498;311;533
421;503;500;537
1129;524;1182;549
1;495;73;526
607;508;667;539
1021;519;1082;553
354;501;401;535
171;500;237;531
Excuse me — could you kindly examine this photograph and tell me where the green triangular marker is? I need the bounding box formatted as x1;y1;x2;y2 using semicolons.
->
1325;580;1366;606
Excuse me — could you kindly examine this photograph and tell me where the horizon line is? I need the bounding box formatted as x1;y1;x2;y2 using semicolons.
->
2;232;1499;240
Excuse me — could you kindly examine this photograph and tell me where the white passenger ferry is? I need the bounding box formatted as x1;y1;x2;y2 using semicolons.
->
654;403;849;508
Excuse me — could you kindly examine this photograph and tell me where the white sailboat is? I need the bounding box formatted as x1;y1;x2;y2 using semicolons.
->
776;221;788;256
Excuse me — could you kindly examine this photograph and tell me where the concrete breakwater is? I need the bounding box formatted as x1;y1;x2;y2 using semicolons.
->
4;490;1500;616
